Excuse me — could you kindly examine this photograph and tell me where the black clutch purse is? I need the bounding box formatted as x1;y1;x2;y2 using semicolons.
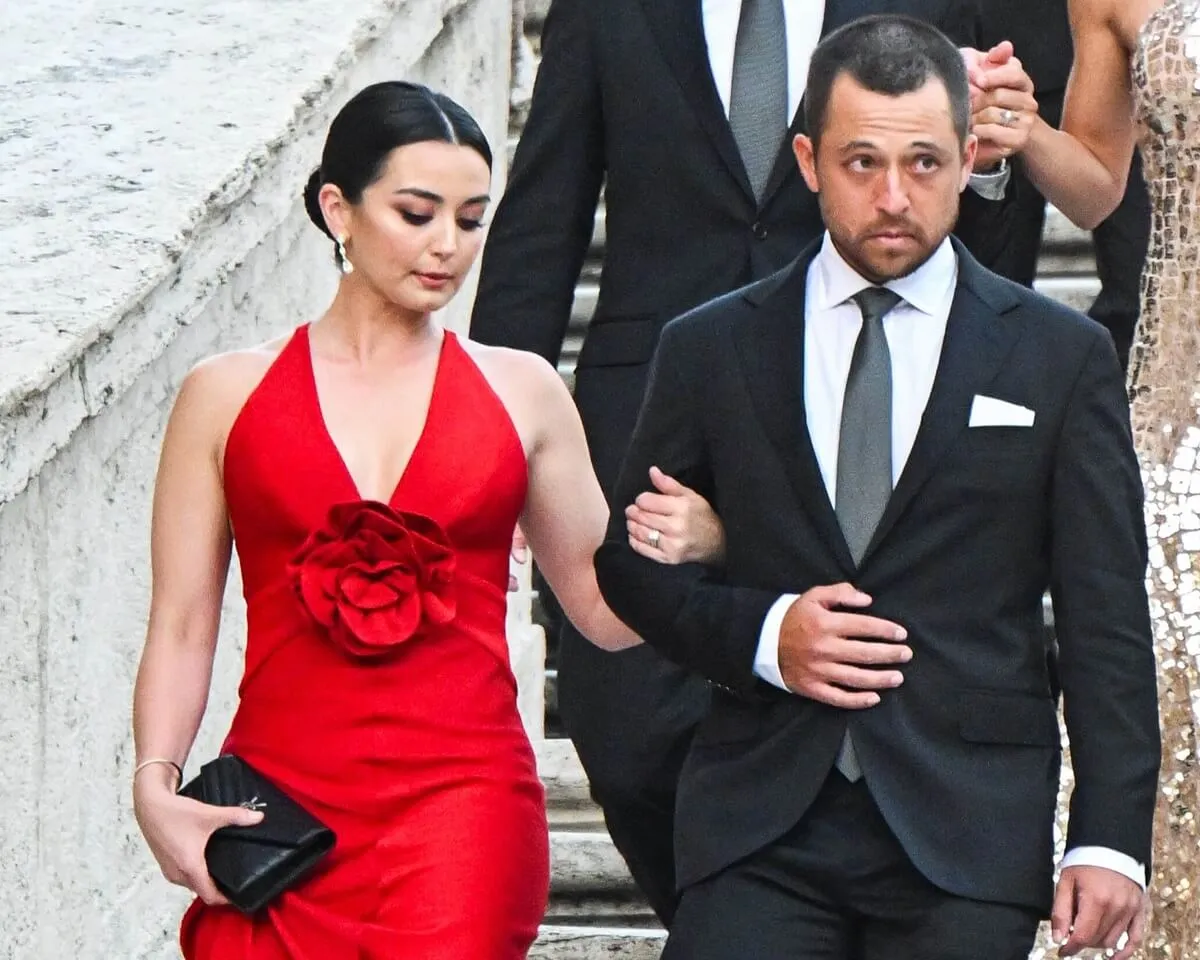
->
178;754;336;914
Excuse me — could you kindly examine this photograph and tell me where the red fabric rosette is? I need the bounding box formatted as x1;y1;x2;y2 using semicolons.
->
288;501;457;657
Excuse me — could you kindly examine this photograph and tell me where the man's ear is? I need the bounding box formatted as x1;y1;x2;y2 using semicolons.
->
960;133;980;191
793;134;820;193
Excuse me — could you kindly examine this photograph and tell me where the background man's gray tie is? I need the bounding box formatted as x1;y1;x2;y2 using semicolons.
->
833;287;902;782
729;0;788;201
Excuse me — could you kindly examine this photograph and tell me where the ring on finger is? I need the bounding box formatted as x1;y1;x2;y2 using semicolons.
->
647;528;661;549
1000;108;1017;127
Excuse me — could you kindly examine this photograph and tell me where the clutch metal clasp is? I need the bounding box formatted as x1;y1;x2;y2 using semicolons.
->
239;796;267;812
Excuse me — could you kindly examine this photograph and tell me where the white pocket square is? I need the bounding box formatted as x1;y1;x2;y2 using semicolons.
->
968;395;1035;428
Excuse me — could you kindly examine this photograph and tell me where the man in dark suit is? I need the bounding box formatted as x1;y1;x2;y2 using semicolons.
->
469;0;1032;921
980;0;1151;369
595;15;1158;958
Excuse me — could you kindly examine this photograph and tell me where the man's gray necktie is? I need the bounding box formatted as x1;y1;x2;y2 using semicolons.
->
729;0;788;201
833;287;902;782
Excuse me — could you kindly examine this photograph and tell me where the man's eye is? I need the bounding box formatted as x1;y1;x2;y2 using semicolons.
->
914;156;940;172
400;211;433;226
848;157;875;172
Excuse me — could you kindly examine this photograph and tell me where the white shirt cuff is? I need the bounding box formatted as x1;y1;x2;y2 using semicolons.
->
1061;847;1146;889
967;158;1011;201
754;594;799;692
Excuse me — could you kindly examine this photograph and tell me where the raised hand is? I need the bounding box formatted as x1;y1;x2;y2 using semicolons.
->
962;41;1038;169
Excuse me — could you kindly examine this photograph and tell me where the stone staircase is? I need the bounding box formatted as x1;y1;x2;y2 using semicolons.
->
531;740;665;958
517;5;1098;955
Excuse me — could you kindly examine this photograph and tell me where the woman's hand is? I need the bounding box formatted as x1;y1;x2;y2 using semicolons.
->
508;524;529;592
133;770;263;906
626;466;726;565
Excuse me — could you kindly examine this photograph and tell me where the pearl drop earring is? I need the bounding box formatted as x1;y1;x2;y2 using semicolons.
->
337;234;354;275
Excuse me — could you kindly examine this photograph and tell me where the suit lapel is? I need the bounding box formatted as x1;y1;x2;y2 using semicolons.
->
860;243;1024;564
637;0;754;200
733;245;857;575
758;107;806;209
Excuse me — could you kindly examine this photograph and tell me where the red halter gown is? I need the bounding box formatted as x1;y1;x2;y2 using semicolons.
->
180;325;549;959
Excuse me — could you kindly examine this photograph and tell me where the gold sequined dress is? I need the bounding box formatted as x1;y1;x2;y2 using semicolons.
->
1128;1;1200;954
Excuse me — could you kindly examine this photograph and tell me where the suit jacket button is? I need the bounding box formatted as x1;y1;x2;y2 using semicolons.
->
753;221;768;241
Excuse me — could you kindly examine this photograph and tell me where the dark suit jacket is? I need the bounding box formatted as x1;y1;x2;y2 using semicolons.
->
471;0;1011;496
981;0;1073;95
593;239;1159;912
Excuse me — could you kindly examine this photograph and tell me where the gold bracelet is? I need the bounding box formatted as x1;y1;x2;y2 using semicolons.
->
133;758;183;786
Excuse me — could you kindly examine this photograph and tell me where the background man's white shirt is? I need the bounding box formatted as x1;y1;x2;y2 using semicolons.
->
703;0;822;123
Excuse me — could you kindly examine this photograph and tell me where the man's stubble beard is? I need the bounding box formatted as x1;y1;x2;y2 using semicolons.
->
819;190;960;285
826;223;950;285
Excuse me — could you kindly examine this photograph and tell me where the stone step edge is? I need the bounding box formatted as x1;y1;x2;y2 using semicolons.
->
551;830;639;895
545;895;659;924
537;737;593;808
537;925;666;938
531;925;667;959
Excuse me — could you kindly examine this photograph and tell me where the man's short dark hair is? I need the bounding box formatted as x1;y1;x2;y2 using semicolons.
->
804;15;971;150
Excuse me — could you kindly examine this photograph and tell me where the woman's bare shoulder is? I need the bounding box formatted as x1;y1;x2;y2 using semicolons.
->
171;331;296;446
458;337;574;448
184;332;287;397
459;338;566;399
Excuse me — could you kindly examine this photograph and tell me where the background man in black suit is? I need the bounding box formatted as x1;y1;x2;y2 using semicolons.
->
469;0;1034;921
596;16;1158;958
980;0;1151;369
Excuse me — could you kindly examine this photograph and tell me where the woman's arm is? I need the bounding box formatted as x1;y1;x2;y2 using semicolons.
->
515;355;643;651
132;357;264;904
1006;0;1138;229
470;342;727;649
133;362;233;784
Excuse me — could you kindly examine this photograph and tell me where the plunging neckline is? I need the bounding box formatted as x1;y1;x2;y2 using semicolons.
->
301;323;450;507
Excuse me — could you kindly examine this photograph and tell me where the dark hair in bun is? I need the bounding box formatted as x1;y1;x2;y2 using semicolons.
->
303;82;493;262
303;169;333;240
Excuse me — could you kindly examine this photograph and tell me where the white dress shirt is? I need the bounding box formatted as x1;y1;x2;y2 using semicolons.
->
752;234;1145;889
702;0;820;125
700;0;1011;197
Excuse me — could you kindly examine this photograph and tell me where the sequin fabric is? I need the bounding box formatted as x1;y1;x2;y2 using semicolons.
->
1127;2;1200;955
1029;5;1200;957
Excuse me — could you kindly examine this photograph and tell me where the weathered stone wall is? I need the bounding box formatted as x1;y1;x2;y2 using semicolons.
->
0;2;513;956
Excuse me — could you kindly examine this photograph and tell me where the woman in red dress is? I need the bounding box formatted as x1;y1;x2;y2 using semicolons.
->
130;82;723;959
